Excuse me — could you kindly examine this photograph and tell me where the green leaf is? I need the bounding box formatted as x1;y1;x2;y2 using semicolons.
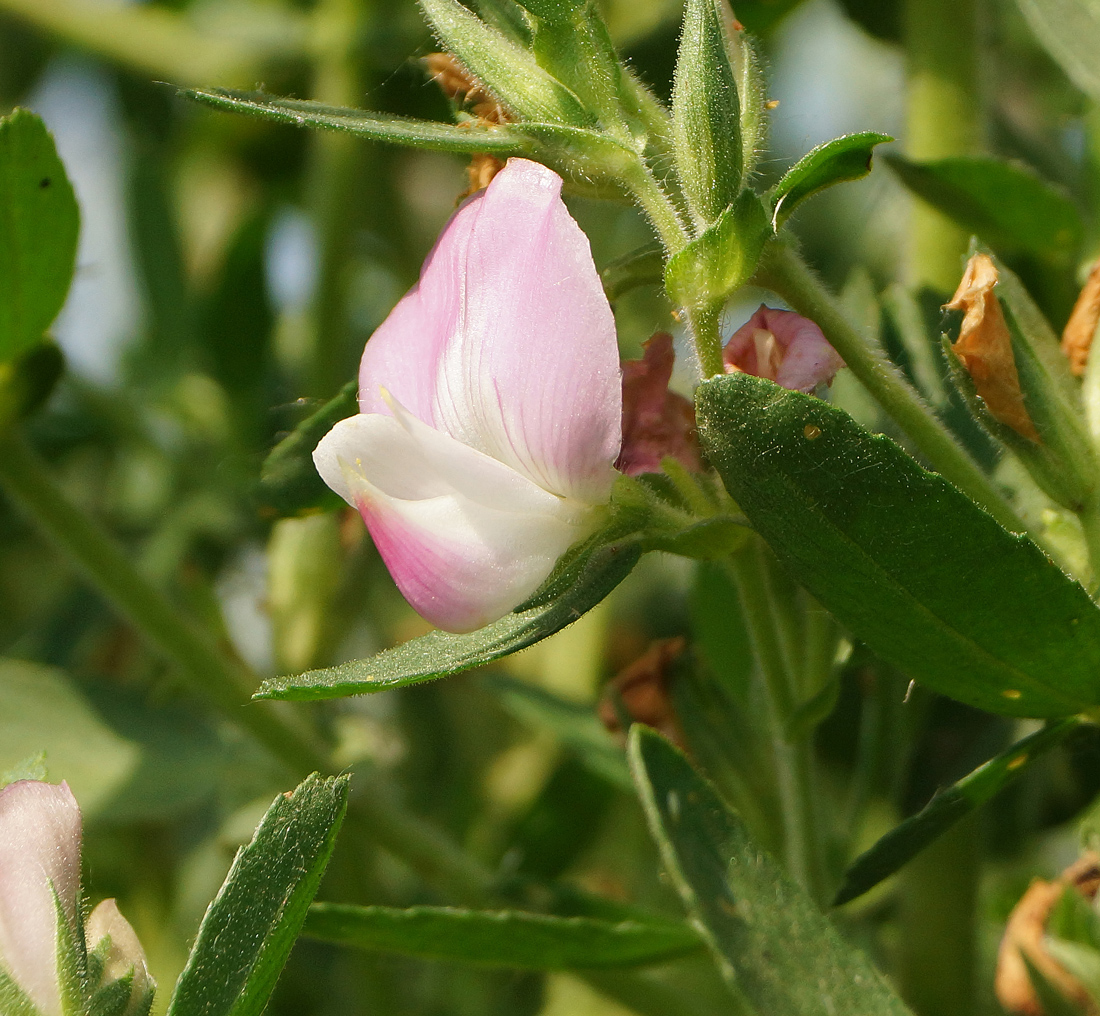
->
0;109;79;363
166;773;349;1016
628;726;913;1015
833;718;1080;906
259;380;358;515
256;541;641;700
302;903;702;969
695;373;1100;718
770;132;893;229
671;0;742;223
482;673;632;790
182;87;533;153
1015;0;1100;103
419;0;593;126
0;340;65;431
884;154;1082;263
664;190;770;309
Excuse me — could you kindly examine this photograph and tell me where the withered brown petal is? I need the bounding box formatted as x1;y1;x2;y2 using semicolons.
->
995;852;1100;1016
946;254;1041;443
1061;259;1100;377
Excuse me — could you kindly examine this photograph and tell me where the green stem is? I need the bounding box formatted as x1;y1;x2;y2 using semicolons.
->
686;303;726;379
625;161;691;256
306;0;370;396
725;542;828;906
904;0;979;291
0;0;266;85
755;241;1026;534
0;427;500;903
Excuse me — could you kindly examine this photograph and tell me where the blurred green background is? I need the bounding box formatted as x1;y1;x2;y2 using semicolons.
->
4;0;1100;1013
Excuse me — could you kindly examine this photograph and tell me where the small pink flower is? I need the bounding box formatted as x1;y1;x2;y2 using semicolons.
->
0;780;82;1016
723;305;844;392
315;159;621;633
616;333;702;477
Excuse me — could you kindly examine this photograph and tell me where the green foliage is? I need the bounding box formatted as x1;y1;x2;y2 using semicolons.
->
629;726;913;1015
182;87;533;152
696;373;1100;718
771;132;893;229
419;0;594;126
1014;0;1100;103
256;541;640;700
833;718;1081;906
302;903;703;968
259;381;358;515
166;774;349;1016
884;154;1082;264
670;0;743;225
0;109;79;364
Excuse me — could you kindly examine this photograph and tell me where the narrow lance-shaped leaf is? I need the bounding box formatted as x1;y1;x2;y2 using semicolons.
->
0;109;79;364
629;726;913;1015
302;903;703;969
166;774;349;1016
770;132;893;229
833;718;1081;907
884;154;1082;264
696;373;1100;718
256;541;640;700
182;87;534;154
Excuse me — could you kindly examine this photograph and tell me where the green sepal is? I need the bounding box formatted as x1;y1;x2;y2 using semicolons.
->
0;109;80;365
301;903;703;969
770;131;893;229
729;23;768;180
783;674;841;741
512;0;584;19
1021;954;1086;1016
696;372;1100;719
664;190;770;308
0;340;65;434
1044;938;1100;1006
884;154;1082;265
419;0;594;127
259;380;358;516
0;965;41;1016
254;540;640;700
833;717;1080;907
88;975;135;1016
181;88;533;153
53;886;88;1016
529;4;633;141
671;0;743;225
629;727;913;1014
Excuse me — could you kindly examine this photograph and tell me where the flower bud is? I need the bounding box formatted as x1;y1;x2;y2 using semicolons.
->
723;305;844;392
0;780;82;1016
671;0;743;226
86;900;155;1016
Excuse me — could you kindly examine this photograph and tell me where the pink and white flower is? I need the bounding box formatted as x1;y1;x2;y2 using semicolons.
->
0;780;153;1016
314;159;622;633
724;304;844;392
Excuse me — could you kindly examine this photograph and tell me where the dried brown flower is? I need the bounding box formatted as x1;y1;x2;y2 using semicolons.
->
1062;260;1100;377
946;253;1041;443
598;636;687;748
